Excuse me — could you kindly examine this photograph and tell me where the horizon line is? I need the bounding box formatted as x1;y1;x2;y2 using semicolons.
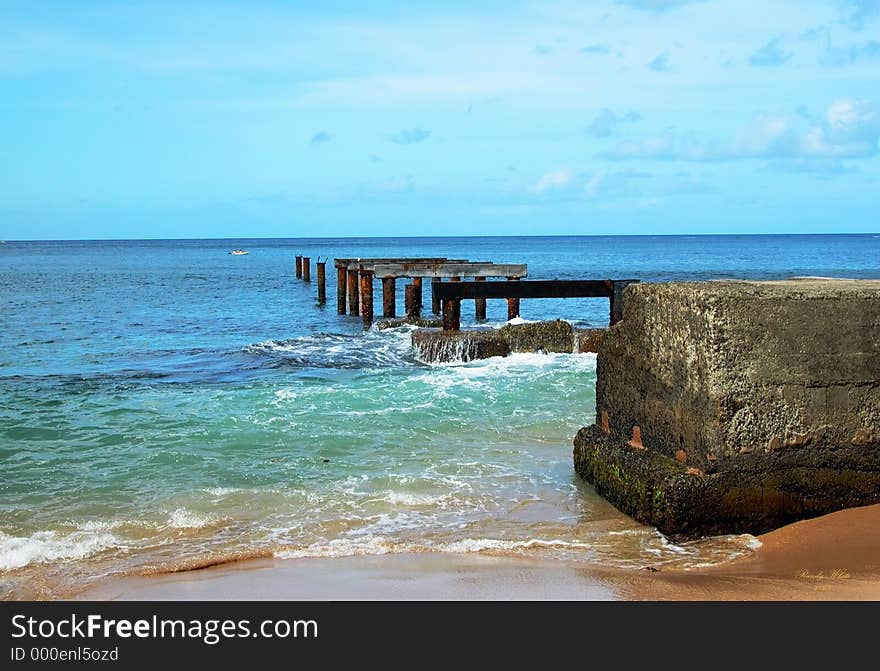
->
4;231;879;243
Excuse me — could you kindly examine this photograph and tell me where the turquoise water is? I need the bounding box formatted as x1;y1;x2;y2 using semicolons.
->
1;235;878;598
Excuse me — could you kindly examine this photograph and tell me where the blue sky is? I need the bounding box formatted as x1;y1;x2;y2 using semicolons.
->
1;0;878;239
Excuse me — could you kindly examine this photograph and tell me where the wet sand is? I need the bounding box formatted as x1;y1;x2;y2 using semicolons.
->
79;504;880;601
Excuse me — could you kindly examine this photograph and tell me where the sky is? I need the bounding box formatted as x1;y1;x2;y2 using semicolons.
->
1;0;879;239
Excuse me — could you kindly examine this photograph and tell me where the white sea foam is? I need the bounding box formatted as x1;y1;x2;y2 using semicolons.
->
373;491;451;507
167;508;218;529
0;529;118;571
273;535;598;560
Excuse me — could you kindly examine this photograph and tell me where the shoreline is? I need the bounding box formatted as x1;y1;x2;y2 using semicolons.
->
75;503;880;601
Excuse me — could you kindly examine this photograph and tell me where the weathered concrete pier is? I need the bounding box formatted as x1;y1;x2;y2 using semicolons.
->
372;261;527;324
573;279;880;539
327;258;528;328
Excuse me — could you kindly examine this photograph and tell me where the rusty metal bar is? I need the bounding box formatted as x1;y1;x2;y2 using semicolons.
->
295;255;302;278
302;256;311;282
316;261;326;304
347;269;359;315
474;276;486;320
382;277;396;318
360;269;374;329
336;263;347;314
433;278;640;329
432;279;638;300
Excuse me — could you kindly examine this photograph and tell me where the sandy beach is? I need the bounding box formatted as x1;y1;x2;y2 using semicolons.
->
77;503;880;601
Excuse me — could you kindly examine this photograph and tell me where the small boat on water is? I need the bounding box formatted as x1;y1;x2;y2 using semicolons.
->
229;249;249;256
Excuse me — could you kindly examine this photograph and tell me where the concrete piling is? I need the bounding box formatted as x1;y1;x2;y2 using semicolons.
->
302;257;311;282
316;261;326;304
405;284;421;319
444;276;461;330
336;263;347;314
474;276;486;320
506;276;520;320
382;278;396;318
431;278;441;315
295;255;302;278
441;298;461;331
360;269;374;328
347;269;359;316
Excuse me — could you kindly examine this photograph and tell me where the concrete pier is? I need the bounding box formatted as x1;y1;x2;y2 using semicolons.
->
573;279;880;539
412;320;592;363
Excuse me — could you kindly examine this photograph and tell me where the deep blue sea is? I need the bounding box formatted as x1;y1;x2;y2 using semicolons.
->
1;234;878;598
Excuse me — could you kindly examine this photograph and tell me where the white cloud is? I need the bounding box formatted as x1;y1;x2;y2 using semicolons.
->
603;99;880;161
534;168;574;192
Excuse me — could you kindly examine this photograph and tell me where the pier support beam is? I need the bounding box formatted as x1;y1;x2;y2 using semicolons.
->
347;269;360;315
474;276;486;320
336;264;347;314
506;276;520;320
295;255;302;279
431;278;441;315
316;261;326;304
382;278;396;318
360;269;374;329
413;278;423;313
443;276;461;331
302;257;311;282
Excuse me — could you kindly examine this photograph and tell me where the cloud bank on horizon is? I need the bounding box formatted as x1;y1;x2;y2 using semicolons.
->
0;0;878;238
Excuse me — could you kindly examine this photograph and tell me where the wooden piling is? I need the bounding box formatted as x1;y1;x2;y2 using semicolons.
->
474;276;486;320
316;261;326;304
295;255;302;278
347;269;359;315
431;278;441;315
360;269;374;328
506;276;520;320
336;263;347;314
382;277;396;318
302;257;311;282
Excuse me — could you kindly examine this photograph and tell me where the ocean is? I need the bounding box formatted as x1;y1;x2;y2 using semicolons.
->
1;234;878;598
